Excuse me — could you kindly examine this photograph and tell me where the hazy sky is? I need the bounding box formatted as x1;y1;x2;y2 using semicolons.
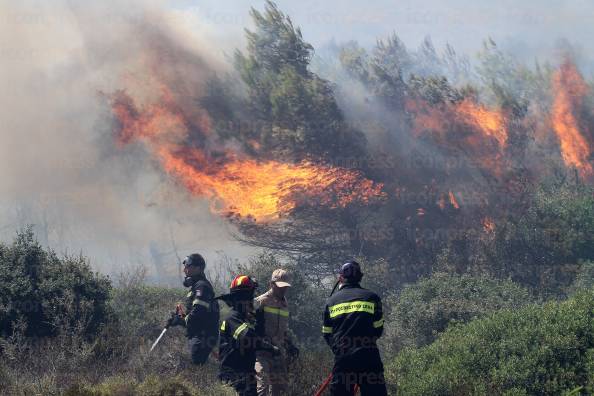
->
172;0;594;65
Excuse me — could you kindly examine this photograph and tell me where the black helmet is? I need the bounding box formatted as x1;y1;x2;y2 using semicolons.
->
183;253;206;269
339;261;363;282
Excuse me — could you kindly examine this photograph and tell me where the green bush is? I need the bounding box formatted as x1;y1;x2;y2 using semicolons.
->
383;272;532;352
63;374;235;396
485;182;594;295
572;260;594;292
389;289;594;395
0;228;111;338
86;267;189;362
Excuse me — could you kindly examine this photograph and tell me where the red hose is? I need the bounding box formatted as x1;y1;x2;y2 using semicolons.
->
314;374;332;396
314;374;360;395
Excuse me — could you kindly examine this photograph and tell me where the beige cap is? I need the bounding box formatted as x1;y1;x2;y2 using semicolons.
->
271;268;291;288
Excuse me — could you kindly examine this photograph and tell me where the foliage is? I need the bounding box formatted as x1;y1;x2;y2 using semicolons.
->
477;38;552;109
485;181;594;295
63;375;234;396
572;260;594;292
101;267;186;357
222;0;367;162
0;227;111;338
389;290;594;395
382;272;532;353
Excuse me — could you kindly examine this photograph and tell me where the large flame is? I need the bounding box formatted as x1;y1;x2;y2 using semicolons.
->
405;97;508;178
159;149;385;220
455;99;507;148
111;89;385;221
406;98;507;148
551;60;593;177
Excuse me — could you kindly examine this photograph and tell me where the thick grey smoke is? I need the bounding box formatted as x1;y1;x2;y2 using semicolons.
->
0;0;253;284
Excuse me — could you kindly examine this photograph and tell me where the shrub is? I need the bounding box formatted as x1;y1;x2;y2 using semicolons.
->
572;260;594;292
63;374;235;396
107;267;186;344
389;289;594;395
0;228;111;338
486;182;594;295
383;272;532;352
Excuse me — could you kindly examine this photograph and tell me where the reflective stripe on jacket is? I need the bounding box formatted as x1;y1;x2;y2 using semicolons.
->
184;276;220;339
255;289;290;347
219;309;276;373
322;283;383;357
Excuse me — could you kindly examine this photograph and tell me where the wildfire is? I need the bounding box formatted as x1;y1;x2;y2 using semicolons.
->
161;150;384;220
482;217;495;233
551;60;593;177
448;191;460;209
111;89;385;221
455;99;507;148
406;98;507;148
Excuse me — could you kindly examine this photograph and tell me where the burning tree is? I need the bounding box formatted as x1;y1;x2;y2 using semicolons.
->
109;1;594;294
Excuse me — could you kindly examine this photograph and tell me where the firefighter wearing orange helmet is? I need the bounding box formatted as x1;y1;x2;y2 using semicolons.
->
217;275;280;396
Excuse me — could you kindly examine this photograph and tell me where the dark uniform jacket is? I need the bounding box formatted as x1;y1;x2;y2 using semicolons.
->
184;275;220;342
322;283;384;358
219;309;276;374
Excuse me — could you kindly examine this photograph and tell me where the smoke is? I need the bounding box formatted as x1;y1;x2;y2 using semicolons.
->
0;0;253;283
1;0;592;284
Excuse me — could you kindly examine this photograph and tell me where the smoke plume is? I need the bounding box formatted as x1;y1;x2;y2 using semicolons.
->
0;0;252;283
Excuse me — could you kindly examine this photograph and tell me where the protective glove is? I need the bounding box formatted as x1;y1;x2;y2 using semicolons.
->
271;345;281;357
166;312;184;327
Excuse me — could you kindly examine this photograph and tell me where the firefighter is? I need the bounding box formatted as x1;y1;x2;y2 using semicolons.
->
254;269;300;396
217;275;281;396
168;253;220;365
322;261;387;396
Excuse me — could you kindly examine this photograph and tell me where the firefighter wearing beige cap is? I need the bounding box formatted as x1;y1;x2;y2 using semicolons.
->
254;269;300;396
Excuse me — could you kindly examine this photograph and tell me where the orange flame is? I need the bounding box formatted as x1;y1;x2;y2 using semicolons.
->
551;60;593;177
111;90;385;221
448;191;460;209
406;98;507;148
482;217;495;233
455;99;507;148
160;149;384;220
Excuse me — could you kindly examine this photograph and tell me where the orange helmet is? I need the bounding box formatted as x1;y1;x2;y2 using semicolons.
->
230;275;258;293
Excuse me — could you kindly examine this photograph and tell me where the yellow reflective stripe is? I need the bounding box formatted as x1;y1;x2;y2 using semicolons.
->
373;318;384;328
329;301;375;318
220;321;226;331
233;322;249;339
192;299;210;308
263;306;289;317
322;325;332;334
186;291;192;297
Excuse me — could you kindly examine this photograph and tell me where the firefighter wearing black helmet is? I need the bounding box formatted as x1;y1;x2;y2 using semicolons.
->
167;253;220;365
217;275;281;396
322;261;387;396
